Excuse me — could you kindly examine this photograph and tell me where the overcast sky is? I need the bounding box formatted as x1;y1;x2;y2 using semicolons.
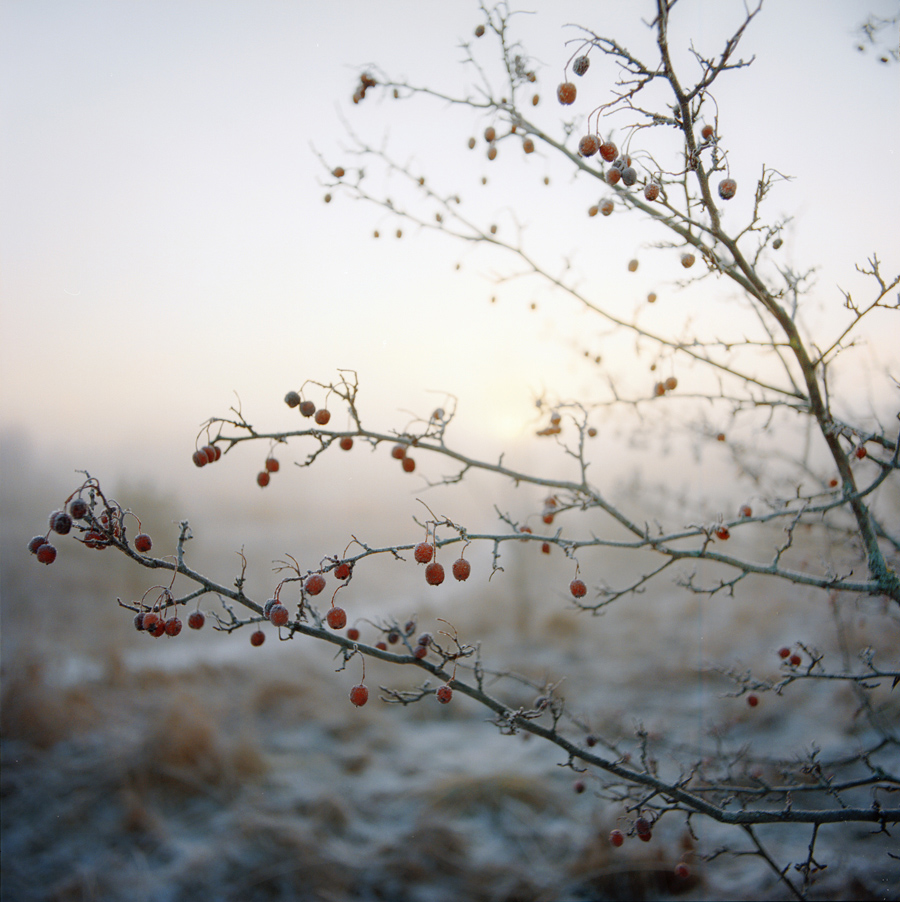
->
2;0;897;502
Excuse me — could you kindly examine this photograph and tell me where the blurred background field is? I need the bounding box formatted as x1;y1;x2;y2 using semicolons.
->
3;428;899;901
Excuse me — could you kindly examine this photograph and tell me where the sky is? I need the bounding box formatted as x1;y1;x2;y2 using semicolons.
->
1;0;898;507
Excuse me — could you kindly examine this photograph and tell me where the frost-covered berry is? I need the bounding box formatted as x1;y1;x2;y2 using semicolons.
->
573;55;590;76
718;178;737;200
578;135;599;157
269;604;290;627
326;607;348;630
452;558;471;581
134;534;152;553
557;82;576;104
425;562;445;585
570;578;587;598
349;684;369;707
69;498;89;520
36;543;57;565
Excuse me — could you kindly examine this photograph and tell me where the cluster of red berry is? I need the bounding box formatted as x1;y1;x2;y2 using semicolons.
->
653;376;678;397
352;72;377;104
28;485;154;565
192;444;221;468
284;390;332;426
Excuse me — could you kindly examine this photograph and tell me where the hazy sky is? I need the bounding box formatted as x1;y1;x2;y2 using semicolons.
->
2;0;898;499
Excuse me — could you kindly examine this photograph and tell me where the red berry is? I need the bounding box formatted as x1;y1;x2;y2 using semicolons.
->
188;611;205;630
738;504;752;518
599;141;617;162
257;471;270;487
474;24;485;38
285;391;301;408
164;617;182;637
606;167;622;186
326;607;347;630
570;578;587;598
574;780;586;794
523;138;534;154
82;532;109;551
715;526;730;540
588;205;599;217
69;498;89;519
452;558;471;581
664;376;678;391
718;178;737;200
269;604;289;627
141;612;160;631
578;135;599;157
436;685;453;704
621;167;637;187
628;259;639;273
265;457;280;473
681;253;696;268
349;684;369;707
375;641;388;651
468;137;476;149
425;562;445;586
829;478;839;488
332;166;345;178
701;124;714;140
557;82;576;105
413;645;428;659
747;694;759;707
541;542;551;554
28;535;47;554
50;511;72;535
347;627;360;641
391;443;407;460
305;573;326;596
192;449;209;467
585;735;597;747
789;653;802;667
263;598;278;618
134;533;152;553
36;543;57;565
401;457;416;473
148;618;166;637
486;145;497;161
250;629;266;647
387;629;400;644
414;542;434;564
643;182;660;201
854;445;867;459
674;862;690;879
484;126;496;143
334;562;351;580
636;818;652;841
778;646;791;659
600;199;614;216
201;445;218;463
339;436;354;451
716;432;726;442
417;633;432;647
299;400;316;417
573;55;590;76
609;830;625;847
